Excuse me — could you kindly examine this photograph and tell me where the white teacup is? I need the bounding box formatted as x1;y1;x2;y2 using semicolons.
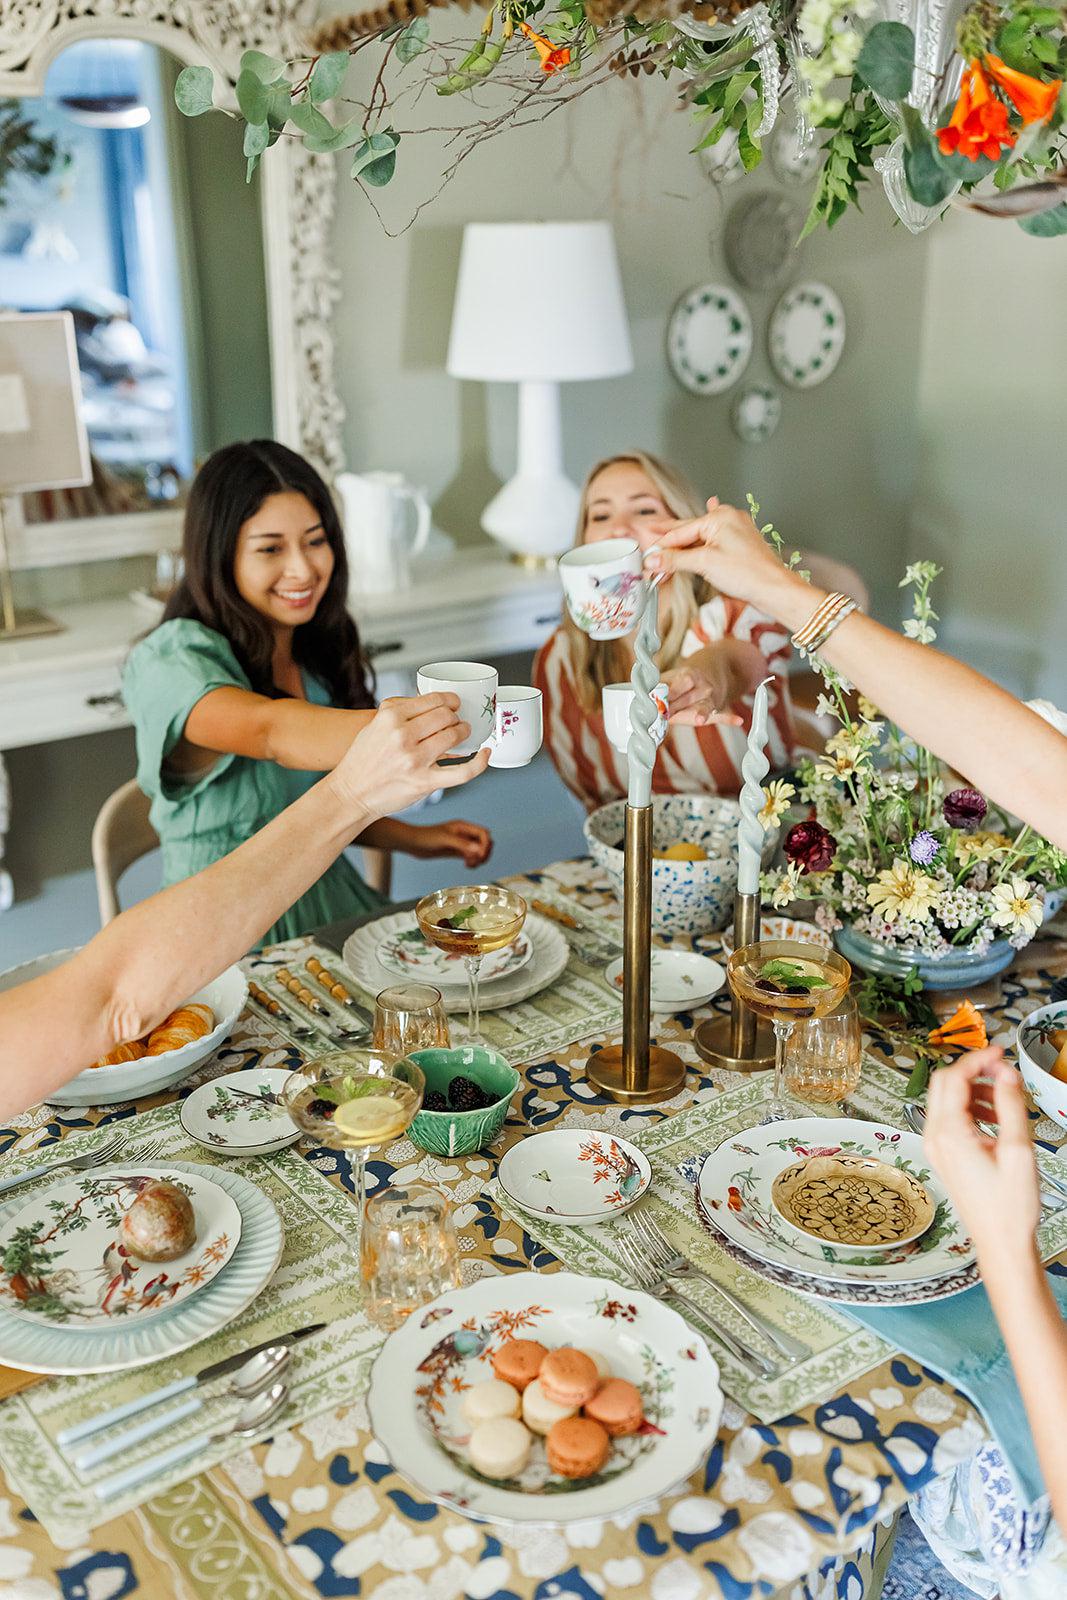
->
488;686;543;769
558;538;645;640
416;660;498;755
602;681;670;755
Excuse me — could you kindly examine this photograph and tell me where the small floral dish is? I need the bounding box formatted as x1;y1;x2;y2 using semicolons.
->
497;1130;652;1223
377;922;533;987
719;917;833;958
0;953;248;1107
179;1068;302;1157
408;1047;519;1157
584;795;779;937
0;1165;241;1328
1016;1002;1067;1125
770;1154;935;1257
366;1270;722;1525
605;950;725;1014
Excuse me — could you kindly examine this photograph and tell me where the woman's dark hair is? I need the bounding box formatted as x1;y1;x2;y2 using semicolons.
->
162;439;374;709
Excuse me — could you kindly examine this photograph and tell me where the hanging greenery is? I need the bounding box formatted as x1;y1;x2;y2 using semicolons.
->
0;100;72;211
173;0;1067;236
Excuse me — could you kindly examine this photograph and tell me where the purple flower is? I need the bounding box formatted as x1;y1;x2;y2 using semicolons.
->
943;788;987;832
909;830;940;866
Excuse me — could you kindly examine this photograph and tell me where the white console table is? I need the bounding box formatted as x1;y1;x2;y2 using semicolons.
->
0;549;563;752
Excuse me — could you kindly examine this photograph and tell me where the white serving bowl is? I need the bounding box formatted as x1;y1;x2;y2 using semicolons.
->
1016;1001;1067;1127
0;950;248;1107
719;916;833;958
605;950;726;1014
584;794;779;937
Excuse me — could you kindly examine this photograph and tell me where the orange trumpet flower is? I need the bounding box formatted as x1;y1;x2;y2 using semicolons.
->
984;54;1063;125
518;20;571;74
937;62;1015;161
928;999;988;1054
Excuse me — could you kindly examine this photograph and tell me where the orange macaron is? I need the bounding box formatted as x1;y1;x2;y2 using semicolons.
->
491;1339;548;1391
546;1415;610;1479
539;1347;600;1408
582;1377;644;1438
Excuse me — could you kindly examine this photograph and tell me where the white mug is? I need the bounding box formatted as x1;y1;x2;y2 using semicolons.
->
487;686;543;769
416;661;498;756
558;538;645;641
602;681;669;755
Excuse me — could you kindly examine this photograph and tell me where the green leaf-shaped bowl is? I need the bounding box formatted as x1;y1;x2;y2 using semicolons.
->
409;1047;519;1157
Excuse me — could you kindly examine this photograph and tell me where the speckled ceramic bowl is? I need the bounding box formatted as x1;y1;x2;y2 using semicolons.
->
584;795;780;937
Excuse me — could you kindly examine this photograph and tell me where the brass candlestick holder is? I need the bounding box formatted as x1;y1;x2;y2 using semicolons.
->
586;586;686;1105
693;888;775;1072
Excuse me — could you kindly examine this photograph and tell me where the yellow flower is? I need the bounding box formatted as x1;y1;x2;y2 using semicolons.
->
866;860;941;925
759;780;795;829
858;695;882;722
954;830;1012;864
989;877;1042;941
815;729;873;783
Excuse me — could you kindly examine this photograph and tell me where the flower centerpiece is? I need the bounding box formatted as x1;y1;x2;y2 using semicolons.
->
760;562;1067;990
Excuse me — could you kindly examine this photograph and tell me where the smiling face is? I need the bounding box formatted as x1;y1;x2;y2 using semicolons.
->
582;460;672;556
232;491;335;630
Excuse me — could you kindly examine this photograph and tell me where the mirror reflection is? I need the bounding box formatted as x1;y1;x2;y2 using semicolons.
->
0;39;272;522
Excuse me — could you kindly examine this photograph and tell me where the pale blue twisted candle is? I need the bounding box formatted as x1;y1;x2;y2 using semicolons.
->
626;583;660;808
737;677;772;895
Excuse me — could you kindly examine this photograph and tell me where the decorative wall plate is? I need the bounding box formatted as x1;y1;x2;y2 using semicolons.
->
724;193;802;290
366;1271;722;1526
667;284;753;395
731;383;782;444
770;123;823;185
768;281;846;388
0;1165;241;1329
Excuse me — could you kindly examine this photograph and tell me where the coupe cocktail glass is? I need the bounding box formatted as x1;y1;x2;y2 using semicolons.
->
727;940;851;1121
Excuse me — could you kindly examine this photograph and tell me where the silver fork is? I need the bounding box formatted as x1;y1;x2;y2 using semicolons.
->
903;1099;1067;1202
0;1130;127;1196
625;1221;777;1378
630;1208;812;1365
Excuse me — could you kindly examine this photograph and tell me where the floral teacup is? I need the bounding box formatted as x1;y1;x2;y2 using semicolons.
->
558;538;645;640
602;681;669;755
487;686;543;769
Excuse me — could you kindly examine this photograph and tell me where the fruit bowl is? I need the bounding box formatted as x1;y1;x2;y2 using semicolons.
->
408;1046;520;1156
584;794;779;937
1016;1002;1067;1126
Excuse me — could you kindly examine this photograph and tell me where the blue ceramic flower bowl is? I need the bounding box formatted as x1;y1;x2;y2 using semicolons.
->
833;922;1016;991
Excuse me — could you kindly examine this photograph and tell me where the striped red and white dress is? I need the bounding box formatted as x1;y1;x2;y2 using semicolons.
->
533;595;795;812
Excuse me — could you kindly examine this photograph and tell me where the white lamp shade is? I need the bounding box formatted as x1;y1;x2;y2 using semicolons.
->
447;221;633;383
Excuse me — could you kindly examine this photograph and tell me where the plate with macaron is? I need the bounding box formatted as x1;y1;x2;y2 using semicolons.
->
366;1270;722;1524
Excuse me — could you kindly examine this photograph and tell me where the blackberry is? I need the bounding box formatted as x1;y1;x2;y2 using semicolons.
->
449;1075;490;1112
307;1097;336;1121
423;1091;449;1113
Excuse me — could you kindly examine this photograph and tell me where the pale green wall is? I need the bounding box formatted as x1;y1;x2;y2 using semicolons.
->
910;209;1067;701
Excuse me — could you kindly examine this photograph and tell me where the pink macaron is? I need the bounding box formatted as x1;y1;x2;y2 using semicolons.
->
538;1347;600;1408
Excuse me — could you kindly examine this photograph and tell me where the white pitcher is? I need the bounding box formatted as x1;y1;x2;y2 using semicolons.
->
336;470;431;594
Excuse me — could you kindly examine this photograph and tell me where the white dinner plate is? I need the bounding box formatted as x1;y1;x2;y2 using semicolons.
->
497;1130;652;1223
0;1162;282;1372
180;1068;302;1158
367;1271;722;1525
376;924;533;987
344;911;568;1015
0;1164;241;1329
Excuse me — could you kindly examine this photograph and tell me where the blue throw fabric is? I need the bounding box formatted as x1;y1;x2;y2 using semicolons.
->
846;1271;1067;1506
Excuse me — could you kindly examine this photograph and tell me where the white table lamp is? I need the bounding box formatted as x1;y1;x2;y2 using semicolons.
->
447;221;633;564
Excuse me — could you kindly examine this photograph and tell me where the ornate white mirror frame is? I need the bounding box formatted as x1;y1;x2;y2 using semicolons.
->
0;0;345;571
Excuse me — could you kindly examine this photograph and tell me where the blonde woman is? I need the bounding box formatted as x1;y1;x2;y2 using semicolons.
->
533;452;796;810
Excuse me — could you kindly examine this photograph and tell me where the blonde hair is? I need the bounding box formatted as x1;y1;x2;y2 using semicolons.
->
564;451;712;713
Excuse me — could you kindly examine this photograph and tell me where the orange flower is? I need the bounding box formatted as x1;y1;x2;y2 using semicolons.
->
928;999;988;1054
984;54;1063;125
518;20;571;74
937;62;1015;161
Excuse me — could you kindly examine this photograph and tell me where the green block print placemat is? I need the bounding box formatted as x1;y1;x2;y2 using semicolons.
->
491;1059;954;1424
0;1103;382;1545
250;916;624;1066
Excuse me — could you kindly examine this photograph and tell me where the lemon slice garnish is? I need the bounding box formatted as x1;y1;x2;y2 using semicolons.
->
333;1094;407;1142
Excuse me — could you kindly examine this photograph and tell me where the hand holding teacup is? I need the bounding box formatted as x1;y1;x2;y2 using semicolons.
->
415;663;543;769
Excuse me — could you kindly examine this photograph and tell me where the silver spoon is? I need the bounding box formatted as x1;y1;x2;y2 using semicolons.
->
95;1381;289;1503
74;1344;292;1470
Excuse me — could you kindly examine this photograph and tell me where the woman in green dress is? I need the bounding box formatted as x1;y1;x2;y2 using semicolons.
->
124;440;491;944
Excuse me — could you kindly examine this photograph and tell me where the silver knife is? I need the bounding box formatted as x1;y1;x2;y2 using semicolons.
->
57;1322;326;1449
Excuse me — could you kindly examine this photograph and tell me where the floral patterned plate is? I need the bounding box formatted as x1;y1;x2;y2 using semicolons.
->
376;919;533;986
497;1130;651;1223
605;950;725;1013
0;1165;242;1329
366;1270;722;1525
180;1068;302;1157
696;1118;975;1290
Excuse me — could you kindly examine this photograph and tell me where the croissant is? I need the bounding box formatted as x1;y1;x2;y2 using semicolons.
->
92;1039;147;1068
144;1005;215;1056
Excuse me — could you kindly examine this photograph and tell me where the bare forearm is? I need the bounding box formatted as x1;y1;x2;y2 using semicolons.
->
0;775;371;1115
262;700;376;771
757;569;1067;850
982;1246;1067;1527
356;817;422;852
